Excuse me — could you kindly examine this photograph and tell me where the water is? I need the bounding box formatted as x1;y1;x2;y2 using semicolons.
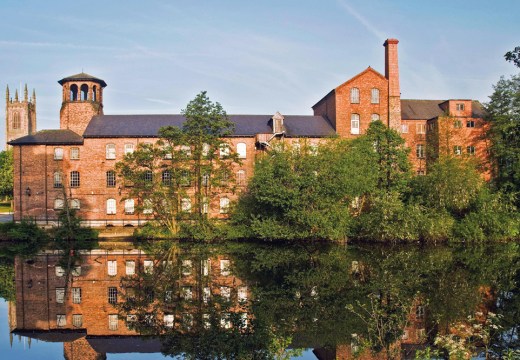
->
1;241;519;359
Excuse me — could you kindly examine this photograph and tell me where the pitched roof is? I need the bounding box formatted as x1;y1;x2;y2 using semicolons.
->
8;130;84;145
58;72;107;87
401;99;486;120
83;114;335;138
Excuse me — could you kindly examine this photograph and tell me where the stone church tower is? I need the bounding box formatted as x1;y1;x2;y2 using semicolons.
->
5;84;36;148
58;72;106;135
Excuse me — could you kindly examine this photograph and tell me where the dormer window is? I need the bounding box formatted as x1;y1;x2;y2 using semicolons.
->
272;112;284;134
456;103;465;111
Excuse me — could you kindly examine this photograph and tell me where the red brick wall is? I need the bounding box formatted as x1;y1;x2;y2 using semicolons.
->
60;81;104;135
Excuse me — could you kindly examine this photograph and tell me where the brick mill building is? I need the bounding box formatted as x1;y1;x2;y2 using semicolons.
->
7;39;488;225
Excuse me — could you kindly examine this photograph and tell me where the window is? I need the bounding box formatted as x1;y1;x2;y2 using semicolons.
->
70;171;80;187
292;142;301;153
126;260;135;275
70;199;80;210
54;147;64;160
237;143;247;159
54;198;64;210
202;143;211;157
220;313;231;329
164;314;174;328
417;170;426;176
124;143;134;155
108;287;118;304
401;124;409;133
456;103;465;111
70;147;79;159
202;259;210;276
220;197;229;214
106;170;116;187
466;120;475;128
56;266;65;277
124;199;134;214
236;170;246;186
70;84;78;101
181;198;191;212
220;286;231;301
107;199;116;215
180;145;191;157
351;114;360;135
12;112;20;129
203;287;211;303
220;144;230;158
371;88;380;104
144;260;154;274
350;87;360;103
72;314;83;328
182;286;193;300
92;85;97;101
416;305;425;319
53;172;63;188
220;259;230;276
371;113;380;122
454;120;463;128
56;288;65;303
107;260;117;276
202;173;210;187
143;199;153;215
144;170;153;183
162;170;171;185
416;124;426;134
72;287;81;304
416;144;425;159
80;84;88;100
467;146;476;155
182;313;193;329
453;145;462;155
182;260;192;276
106;144;116;159
238;286;248;302
108;314;118;331
309;143;319;155
57;314;66;328
72;266;81;276
202;197;209;214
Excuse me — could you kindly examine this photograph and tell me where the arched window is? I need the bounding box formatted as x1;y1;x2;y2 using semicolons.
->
92;85;97;101
70;84;78;101
12;112;20;129
70;199;80;209
143;199;153;215
106;170;116;187
202;143;210;157
106;199;116;215
220;197;230;214
371;113;380;122
180;145;191;157
106;144;116;159
162;170;171;185
351;114;360;135
54;198;64;210
80;84;88;101
54;147;64;160
219;144;230;158
181;198;191;212
236;143;247;159
350;87;360;103
371;88;380;104
53;172;63;188
70;171;80;187
124;199;135;214
236;170;246;186
124;143;134;155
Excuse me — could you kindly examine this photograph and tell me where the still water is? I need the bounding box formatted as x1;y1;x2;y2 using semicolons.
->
1;241;519;359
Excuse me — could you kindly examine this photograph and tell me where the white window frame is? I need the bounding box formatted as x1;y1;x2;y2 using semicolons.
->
56;288;65;303
238;286;248;302
371;88;380;104
56;266;65;277
124;199;135;214
182;286;193;300
416;123;426;134
236;170;246;186
181;197;191;212
107;199;116;215
416;144;425;159
72;266;81;276
54;198;64;210
54;147;64;160
220;259;230;276
202;259;210;276
219;197;229;214
107;260;117;276
108;314;118;331
350;87;360;103
454;145;462;155
220;286;231;301
72;287;81;304
70;147;80;160
106;143;116;160
164;314;174;328
203;287;211;303
72;314;83;328
143;260;154;274
57;314;66;327
219;143;230;158
371;113;380;122
124;143;134;155
70;199;80;210
182;260;192;276
126;260;135;275
237;142;247;159
351;114;360;135
401;124;409;133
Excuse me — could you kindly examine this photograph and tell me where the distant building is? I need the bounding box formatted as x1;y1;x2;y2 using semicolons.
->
8;38;488;225
5;84;36;148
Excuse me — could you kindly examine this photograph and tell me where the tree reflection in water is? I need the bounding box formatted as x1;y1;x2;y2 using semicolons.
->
7;241;520;359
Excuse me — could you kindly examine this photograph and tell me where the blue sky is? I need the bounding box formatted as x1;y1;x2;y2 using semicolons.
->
1;0;519;146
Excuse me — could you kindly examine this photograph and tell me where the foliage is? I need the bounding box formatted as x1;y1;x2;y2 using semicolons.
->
0;149;13;199
485;74;520;202
116;91;239;237
505;46;520;68
0;259;15;301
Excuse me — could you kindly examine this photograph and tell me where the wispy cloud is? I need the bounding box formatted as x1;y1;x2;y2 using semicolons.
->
145;98;175;105
337;0;385;40
0;40;121;52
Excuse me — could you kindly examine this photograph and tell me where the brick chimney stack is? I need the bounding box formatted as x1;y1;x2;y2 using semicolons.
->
384;38;401;130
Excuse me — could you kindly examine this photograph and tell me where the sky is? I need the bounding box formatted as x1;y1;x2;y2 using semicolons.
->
1;0;519;148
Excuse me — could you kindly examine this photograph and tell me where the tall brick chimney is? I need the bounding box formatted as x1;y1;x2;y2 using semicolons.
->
384;39;401;130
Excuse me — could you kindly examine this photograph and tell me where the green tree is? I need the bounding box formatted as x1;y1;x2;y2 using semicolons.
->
116;91;239;237
0;149;13;200
486;74;520;201
505;46;520;68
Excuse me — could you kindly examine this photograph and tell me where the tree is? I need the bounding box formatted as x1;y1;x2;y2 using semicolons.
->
116;91;239;237
485;74;520;200
505;46;520;68
0;149;13;200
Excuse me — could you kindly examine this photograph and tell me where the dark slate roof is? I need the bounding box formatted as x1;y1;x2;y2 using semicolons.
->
8;130;84;145
58;72;107;87
83;114;336;138
12;329;87;342
401;99;486;120
88;336;162;354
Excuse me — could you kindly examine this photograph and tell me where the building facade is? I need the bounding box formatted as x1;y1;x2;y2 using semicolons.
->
8;39;489;225
5;84;36;148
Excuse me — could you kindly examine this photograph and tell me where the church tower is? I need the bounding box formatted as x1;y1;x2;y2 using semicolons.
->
5;84;36;148
58;72;106;135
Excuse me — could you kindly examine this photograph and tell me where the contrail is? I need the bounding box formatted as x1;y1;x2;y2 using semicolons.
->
337;0;386;40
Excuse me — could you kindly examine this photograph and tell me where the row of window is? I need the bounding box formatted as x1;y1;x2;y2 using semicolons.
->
350;87;380;104
105;259;231;277
400;120;476;135
415;144;476;158
69;84;98;102
350;113;381;134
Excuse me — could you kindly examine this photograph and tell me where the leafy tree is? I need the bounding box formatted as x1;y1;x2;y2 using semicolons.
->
116;91;239;237
0;149;13;199
505;46;520;68
486;74;520;201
